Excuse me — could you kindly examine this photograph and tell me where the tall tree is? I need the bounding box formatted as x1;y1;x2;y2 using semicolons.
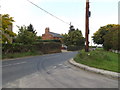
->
62;29;85;46
103;25;120;51
14;25;37;44
1;14;16;44
27;24;36;34
92;24;117;45
69;25;75;33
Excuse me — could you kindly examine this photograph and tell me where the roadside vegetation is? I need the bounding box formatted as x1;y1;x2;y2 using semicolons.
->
74;24;120;73
2;51;42;59
2;42;61;59
1;13;119;74
92;24;120;51
62;26;85;51
1;14;61;60
74;48;119;72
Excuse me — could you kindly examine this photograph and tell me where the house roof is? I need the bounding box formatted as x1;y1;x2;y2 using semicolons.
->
49;32;63;38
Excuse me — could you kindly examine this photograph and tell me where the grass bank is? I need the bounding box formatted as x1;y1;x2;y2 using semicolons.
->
2;51;43;60
74;48;119;72
2;49;61;60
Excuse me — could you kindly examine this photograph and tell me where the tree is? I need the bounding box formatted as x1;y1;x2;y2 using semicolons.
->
103;31;112;50
103;25;120;51
0;14;16;44
69;25;75;33
62;33;69;46
36;36;42;40
14;25;37;44
27;24;37;34
92;24;118;45
62;29;85;46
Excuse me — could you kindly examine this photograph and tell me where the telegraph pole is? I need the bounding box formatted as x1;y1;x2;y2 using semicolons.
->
85;0;90;52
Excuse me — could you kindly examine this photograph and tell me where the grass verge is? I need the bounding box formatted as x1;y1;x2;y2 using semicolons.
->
74;48;119;73
2;51;43;60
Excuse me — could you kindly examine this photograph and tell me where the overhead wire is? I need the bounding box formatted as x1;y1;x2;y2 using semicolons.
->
27;0;70;25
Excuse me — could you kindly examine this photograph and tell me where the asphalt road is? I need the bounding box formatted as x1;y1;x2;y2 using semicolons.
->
2;51;118;88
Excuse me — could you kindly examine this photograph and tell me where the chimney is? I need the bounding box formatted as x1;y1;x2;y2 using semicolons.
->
45;27;49;33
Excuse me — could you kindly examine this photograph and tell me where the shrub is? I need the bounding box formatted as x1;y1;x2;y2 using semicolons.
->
67;45;84;51
89;46;97;48
36;39;61;43
2;42;61;55
103;26;119;51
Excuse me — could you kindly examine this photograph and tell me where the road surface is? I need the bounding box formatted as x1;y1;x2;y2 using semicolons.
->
2;52;118;88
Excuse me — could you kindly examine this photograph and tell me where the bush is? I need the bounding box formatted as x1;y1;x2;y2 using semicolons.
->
36;39;61;43
40;42;61;54
89;46;97;48
103;26;119;51
2;42;61;55
2;43;33;54
67;45;84;51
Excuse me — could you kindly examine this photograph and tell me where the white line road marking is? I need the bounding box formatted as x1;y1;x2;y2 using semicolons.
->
2;62;27;67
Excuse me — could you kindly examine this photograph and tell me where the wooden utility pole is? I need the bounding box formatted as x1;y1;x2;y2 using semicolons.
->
85;0;90;52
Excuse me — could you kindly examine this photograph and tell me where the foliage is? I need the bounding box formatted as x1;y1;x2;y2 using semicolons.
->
92;24;117;45
2;14;14;30
2;42;61;58
67;45;84;51
1;14;16;44
69;25;75;33
27;24;37;34
37;36;42;40
14;25;37;44
62;29;85;47
36;39;61;43
92;24;120;51
2;51;42;59
103;25;120;51
74;48;119;72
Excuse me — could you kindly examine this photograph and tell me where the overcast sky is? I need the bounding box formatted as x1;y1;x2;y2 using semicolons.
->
0;0;119;45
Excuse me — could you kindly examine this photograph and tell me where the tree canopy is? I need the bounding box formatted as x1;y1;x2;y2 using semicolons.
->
1;14;16;44
69;25;75;33
92;24;118;45
92;24;120;51
62;29;85;46
103;25;120;51
27;24;37;34
14;25;37;44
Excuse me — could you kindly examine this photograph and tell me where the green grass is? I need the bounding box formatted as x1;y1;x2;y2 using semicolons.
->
2;51;43;60
74;48;119;72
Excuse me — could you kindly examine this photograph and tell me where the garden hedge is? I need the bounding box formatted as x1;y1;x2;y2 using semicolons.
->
2;42;61;55
67;45;84;51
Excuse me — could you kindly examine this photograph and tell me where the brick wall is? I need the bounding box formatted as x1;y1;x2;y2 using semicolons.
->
42;33;54;40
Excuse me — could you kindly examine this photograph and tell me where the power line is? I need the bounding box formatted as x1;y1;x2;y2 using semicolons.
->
27;0;70;25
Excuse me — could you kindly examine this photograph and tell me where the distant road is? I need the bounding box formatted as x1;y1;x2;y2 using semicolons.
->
2;52;118;88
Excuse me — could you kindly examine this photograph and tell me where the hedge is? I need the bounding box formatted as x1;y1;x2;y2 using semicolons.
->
67;45;84;51
36;39;61;43
2;42;61;55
